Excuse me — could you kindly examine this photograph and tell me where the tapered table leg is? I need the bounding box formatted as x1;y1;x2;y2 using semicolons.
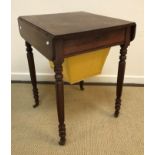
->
114;44;129;117
54;61;66;145
79;80;84;90
25;41;39;108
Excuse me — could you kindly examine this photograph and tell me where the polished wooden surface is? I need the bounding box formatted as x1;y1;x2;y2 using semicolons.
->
18;11;136;60
18;11;134;36
18;11;136;145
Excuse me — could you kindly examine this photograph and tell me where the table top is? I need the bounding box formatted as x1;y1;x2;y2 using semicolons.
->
19;11;135;38
18;11;136;60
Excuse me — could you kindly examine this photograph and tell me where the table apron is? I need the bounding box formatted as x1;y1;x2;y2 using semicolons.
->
63;29;126;57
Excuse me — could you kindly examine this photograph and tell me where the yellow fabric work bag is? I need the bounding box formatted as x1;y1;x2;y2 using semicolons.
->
49;48;110;84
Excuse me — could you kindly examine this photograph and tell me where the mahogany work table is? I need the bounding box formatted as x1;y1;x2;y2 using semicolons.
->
18;11;136;145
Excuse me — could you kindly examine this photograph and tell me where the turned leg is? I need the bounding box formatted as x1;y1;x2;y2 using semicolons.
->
114;44;128;117
79;80;84;90
25;41;39;108
54;61;66;145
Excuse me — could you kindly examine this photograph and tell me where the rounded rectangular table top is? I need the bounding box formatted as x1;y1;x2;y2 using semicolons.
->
18;11;135;37
18;11;136;60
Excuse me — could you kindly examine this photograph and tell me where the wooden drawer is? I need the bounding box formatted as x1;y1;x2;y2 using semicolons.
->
63;28;125;57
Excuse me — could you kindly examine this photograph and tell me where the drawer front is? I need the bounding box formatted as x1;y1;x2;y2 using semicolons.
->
63;29;125;57
18;18;54;60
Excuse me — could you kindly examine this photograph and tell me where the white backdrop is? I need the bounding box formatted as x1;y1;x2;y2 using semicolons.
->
11;0;144;83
